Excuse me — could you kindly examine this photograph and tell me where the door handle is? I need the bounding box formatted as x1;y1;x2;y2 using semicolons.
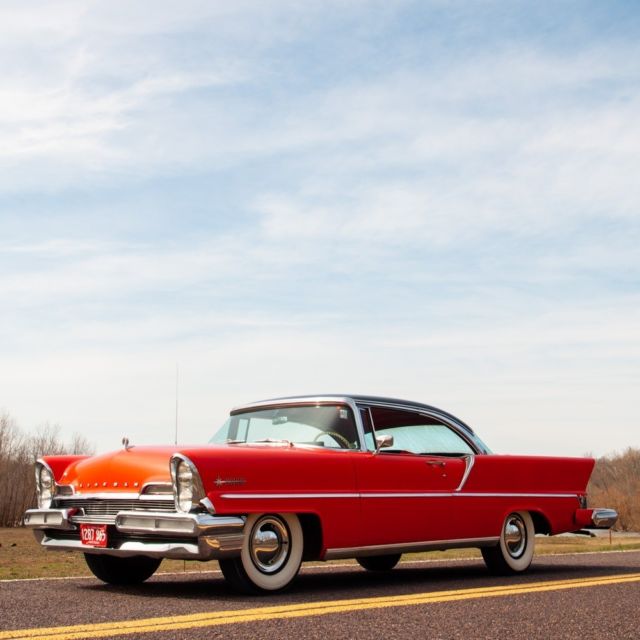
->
426;460;446;467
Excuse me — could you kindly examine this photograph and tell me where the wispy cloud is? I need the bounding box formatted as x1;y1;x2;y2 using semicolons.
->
0;1;638;455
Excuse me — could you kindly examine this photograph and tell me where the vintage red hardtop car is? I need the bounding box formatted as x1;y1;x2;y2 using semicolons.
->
25;395;617;592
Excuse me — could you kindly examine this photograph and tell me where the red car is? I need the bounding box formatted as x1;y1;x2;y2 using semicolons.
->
25;395;617;593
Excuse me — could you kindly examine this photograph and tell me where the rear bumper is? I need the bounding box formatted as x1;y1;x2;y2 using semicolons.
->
24;508;245;560
575;507;619;530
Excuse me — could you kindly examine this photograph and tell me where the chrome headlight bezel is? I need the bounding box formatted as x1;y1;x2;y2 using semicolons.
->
170;454;205;513
35;460;56;509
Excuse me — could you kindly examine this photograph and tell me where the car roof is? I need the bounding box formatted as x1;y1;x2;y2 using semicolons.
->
231;394;478;436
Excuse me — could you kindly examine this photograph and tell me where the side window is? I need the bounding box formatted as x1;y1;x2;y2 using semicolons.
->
368;406;473;455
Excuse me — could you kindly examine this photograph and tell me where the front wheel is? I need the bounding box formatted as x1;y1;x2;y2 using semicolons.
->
356;554;402;571
84;553;161;585
482;511;535;575
219;513;304;594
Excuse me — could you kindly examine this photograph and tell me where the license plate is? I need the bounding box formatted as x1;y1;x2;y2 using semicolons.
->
80;524;108;548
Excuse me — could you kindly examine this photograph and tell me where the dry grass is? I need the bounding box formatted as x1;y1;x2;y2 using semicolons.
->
0;528;212;580
2;528;640;581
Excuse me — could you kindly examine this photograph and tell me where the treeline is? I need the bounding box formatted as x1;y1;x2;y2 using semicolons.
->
588;447;640;532
0;413;94;527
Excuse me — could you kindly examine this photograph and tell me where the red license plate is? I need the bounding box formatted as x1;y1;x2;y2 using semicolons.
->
80;524;108;547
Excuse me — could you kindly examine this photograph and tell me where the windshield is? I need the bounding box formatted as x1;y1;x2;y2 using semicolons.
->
210;404;359;449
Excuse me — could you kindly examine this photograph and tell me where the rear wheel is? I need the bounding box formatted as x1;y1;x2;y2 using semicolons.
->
482;511;535;575
84;553;161;585
356;554;402;571
219;513;303;594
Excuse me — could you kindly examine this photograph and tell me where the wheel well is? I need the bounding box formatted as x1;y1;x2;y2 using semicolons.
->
529;510;551;535
298;513;323;560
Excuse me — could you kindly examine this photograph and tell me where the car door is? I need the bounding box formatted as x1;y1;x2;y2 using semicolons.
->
354;405;473;547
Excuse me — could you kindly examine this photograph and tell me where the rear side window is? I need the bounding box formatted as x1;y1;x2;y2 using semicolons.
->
364;406;473;455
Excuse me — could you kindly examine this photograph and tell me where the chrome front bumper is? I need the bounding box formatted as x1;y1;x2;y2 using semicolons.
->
24;508;246;560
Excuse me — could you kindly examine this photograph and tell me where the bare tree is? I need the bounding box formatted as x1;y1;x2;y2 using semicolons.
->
589;448;640;531
0;414;94;527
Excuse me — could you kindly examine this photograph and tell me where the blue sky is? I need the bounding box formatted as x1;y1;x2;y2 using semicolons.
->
1;1;638;455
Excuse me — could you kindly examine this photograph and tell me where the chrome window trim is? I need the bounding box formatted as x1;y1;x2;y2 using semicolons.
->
230;395;489;453
228;396;368;452
232;395;358;413
356;399;483;455
228;395;486;454
366;406;380;454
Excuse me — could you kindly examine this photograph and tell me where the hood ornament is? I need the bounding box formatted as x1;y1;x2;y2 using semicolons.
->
122;436;132;451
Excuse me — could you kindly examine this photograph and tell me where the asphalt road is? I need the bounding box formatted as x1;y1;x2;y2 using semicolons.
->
2;551;639;640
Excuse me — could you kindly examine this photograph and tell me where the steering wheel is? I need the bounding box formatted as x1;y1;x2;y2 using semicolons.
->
312;431;351;449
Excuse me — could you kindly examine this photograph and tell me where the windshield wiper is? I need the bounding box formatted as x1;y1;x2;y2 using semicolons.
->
253;438;294;447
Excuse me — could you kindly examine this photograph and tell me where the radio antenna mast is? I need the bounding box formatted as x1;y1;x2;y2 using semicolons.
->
174;363;179;445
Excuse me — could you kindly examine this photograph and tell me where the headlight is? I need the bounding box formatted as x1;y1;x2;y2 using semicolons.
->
36;461;55;509
170;455;204;513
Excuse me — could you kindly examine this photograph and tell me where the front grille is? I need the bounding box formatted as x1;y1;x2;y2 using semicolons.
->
54;498;175;524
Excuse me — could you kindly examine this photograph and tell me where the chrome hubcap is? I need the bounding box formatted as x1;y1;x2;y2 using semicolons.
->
249;516;290;574
504;514;526;558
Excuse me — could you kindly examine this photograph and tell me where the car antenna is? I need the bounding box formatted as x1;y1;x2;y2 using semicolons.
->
174;363;179;445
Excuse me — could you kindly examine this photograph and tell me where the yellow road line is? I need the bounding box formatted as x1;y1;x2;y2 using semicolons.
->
2;573;640;640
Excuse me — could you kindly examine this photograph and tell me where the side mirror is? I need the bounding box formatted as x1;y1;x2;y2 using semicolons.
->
374;434;394;454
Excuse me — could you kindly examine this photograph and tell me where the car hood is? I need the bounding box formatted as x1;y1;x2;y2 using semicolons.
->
49;446;179;494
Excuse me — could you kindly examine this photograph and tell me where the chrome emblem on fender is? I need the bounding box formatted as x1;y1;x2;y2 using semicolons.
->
215;475;246;487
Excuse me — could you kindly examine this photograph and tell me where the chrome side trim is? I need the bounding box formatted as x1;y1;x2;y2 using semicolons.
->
325;536;500;560
455;455;475;491
220;491;578;500
218;493;352;500
454;492;578;499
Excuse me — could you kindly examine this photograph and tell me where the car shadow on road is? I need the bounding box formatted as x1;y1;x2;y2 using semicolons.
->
79;556;637;603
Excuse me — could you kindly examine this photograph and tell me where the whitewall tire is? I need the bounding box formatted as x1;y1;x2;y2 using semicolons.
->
219;513;304;593
482;511;535;575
